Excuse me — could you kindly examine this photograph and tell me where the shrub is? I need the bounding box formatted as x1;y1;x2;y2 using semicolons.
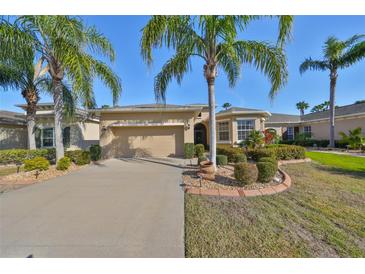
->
246;148;275;161
243;130;265;149
231;153;247;163
246;145;305;161
89;144;102;161
184;143;195;159
257;161;277;183
234;163;258;186
258;157;278;168
216;155;228;166
65;150;91;165
194;144;205;158
198;155;207;165
56;156;71;171
24;156;50;171
0;148;55;165
217;146;244;162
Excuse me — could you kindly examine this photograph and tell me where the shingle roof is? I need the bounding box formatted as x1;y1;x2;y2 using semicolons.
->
0;110;26;126
301;102;365;121
266;113;301;123
218;106;266;114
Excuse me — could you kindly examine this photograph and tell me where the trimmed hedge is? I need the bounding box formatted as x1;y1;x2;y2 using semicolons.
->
216;155;228;166
234;163;258;186
280;139;349;148
217;146;244;162
258;157;278;168
184;143;195;159
246;145;305;161
0;148;55;165
56;156;71;171
65;150;91;165
195;144;205;158
24;156;50;171
90;144;102;161
257;161;277;183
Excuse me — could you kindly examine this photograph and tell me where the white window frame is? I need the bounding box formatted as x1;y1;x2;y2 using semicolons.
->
287;127;294;141
217;120;230;143
236;119;255;142
41;127;55;148
303;125;312;137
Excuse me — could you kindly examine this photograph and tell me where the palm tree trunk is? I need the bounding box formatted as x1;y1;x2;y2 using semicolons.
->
22;89;38;150
329;70;337;147
207;77;216;169
300;109;304;116
53;78;65;161
26;107;37;150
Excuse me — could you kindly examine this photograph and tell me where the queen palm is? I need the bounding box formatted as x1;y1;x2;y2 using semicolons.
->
296;101;309;116
141;16;293;167
0;56;48;149
300;35;365;147
1;16;122;161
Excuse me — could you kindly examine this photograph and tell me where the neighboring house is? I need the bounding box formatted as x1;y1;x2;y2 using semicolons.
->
0;103;100;150
266;102;365;141
92;104;270;158
0;110;28;149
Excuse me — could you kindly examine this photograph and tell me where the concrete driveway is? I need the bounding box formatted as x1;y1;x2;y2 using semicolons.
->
0;159;184;258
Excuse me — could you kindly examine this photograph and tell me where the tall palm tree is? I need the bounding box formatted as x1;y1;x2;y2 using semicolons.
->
0;54;48;149
300;35;365;147
296;101;309;116
1;16;122;161
141;16;293;168
222;102;232;110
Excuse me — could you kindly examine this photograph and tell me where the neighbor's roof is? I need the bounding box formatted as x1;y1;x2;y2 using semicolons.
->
301;102;365;121
265;113;301;124
0;110;26;126
91;103;204;113
217;107;271;117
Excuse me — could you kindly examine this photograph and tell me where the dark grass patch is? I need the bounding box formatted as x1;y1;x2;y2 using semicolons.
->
185;163;365;257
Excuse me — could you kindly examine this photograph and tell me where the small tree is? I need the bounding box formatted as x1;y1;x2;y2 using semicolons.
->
296;101;309;116
339;127;364;149
222;102;232;110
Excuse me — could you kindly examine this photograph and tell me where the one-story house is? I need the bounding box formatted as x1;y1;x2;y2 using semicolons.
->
91;104;270;158
266;101;365;141
0;103;100;150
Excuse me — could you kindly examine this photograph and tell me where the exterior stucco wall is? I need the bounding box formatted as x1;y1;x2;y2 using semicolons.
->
304;116;365;140
99;111;196;158
0;124;28;149
35;117;99;150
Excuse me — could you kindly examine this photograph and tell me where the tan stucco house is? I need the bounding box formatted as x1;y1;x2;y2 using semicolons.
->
265;101;365;141
92;104;270;158
0;103;100;150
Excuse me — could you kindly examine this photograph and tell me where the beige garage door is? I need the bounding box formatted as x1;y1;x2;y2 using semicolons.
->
112;126;184;157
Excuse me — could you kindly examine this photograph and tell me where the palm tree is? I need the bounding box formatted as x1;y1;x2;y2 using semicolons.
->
296;101;309;116
222;102;232;110
0;53;48;149
141;16;293;168
339;127;364;149
1;16;122;161
300;35;365;147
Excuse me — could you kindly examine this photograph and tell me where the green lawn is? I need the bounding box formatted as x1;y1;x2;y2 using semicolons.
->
185;163;365;257
306;151;365;172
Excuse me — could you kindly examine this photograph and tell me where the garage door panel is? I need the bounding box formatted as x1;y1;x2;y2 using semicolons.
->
112;127;184;157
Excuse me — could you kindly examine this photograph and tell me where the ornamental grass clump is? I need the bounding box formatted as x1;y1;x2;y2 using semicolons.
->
234;163;258;186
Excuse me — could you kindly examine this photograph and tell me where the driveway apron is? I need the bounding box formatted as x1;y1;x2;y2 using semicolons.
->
0;158;184;257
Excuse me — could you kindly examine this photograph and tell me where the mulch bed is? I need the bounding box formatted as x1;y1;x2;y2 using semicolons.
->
183;164;284;191
0;163;83;191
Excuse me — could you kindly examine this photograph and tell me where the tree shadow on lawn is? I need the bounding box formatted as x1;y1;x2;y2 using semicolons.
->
313;163;365;180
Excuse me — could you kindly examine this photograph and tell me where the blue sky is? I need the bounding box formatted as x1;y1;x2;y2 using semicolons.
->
1;15;365;115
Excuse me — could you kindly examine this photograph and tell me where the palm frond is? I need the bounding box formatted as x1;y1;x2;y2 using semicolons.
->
338;41;365;68
154;51;191;103
233;40;288;98
299;58;329;74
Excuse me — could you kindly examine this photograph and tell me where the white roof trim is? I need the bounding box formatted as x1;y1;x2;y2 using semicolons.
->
92;107;203;114
217;110;271;117
109;122;185;127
